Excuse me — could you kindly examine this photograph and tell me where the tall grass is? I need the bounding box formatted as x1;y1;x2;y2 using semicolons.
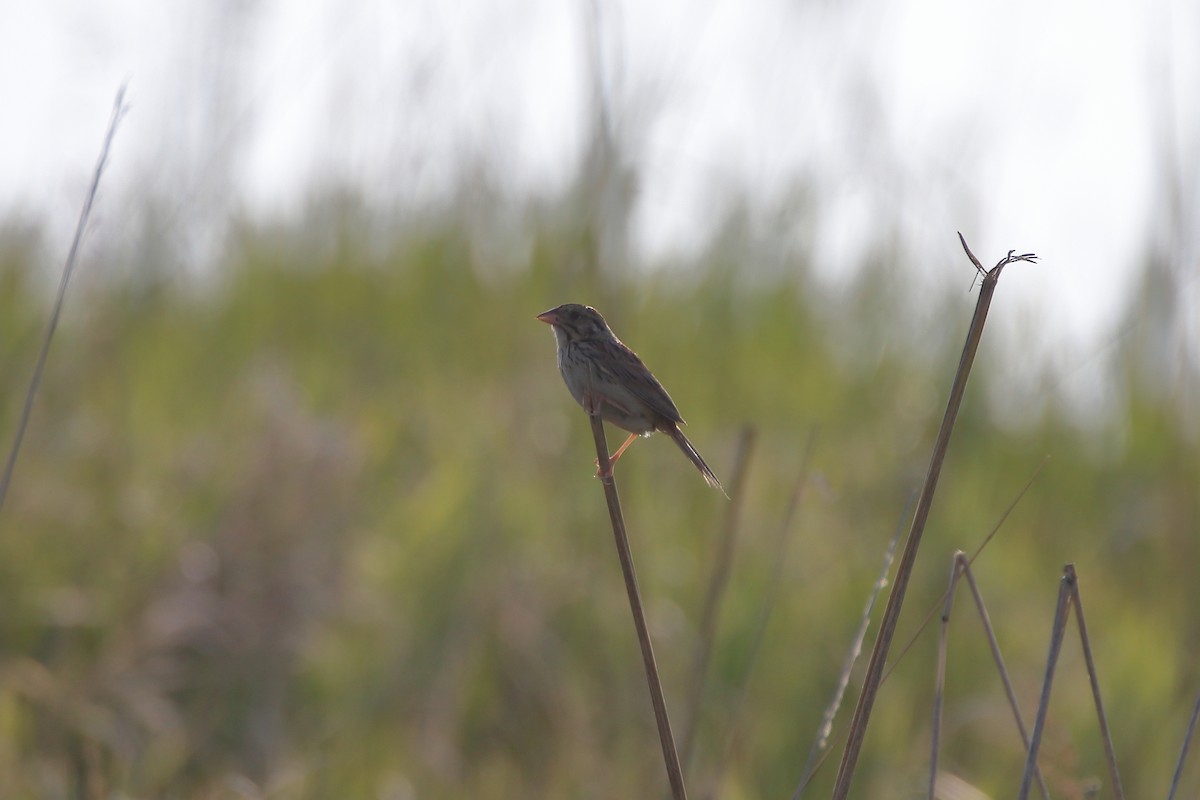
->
0;201;1196;797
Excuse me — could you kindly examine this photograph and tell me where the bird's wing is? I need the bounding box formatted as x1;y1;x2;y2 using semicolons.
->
605;341;686;425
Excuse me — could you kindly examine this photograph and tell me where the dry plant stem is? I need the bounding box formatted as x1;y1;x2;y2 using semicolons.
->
681;426;756;774
0;85;128;516
1022;565;1125;800
930;553;1050;800
588;414;688;800
796;458;1045;795
1019;565;1074;800
1167;690;1200;800
960;559;1050;800
831;236;1035;799
1068;566;1125;799
928;556;956;800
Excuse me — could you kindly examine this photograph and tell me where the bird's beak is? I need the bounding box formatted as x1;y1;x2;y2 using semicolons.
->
536;308;558;325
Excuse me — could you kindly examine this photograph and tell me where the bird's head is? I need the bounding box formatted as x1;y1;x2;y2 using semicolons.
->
536;303;611;341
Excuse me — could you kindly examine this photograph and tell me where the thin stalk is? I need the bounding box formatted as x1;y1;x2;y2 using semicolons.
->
589;414;687;800
1019;565;1075;800
930;553;1051;800
831;236;1035;798
1067;566;1125;799
1167;689;1200;800
960;559;1051;800
927;553;962;800
794;457;1045;794
0;85;128;515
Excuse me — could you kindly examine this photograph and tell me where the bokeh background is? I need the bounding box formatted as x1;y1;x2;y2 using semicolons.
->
2;1;1198;797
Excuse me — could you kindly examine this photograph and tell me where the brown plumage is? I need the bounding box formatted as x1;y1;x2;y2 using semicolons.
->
537;303;726;496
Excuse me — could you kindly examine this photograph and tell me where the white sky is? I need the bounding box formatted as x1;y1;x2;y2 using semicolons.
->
1;0;1197;419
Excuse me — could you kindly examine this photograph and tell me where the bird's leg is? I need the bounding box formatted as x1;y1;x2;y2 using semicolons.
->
609;433;639;464
596;433;639;479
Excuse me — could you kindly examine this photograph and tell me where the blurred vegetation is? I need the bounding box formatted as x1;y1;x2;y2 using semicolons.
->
0;176;1197;800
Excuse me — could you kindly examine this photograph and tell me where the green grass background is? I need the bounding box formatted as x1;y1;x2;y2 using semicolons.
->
0;204;1196;799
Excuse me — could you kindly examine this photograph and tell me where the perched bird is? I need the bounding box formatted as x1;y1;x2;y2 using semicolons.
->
537;303;725;495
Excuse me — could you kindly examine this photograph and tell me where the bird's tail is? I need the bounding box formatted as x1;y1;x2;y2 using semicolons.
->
666;425;728;498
